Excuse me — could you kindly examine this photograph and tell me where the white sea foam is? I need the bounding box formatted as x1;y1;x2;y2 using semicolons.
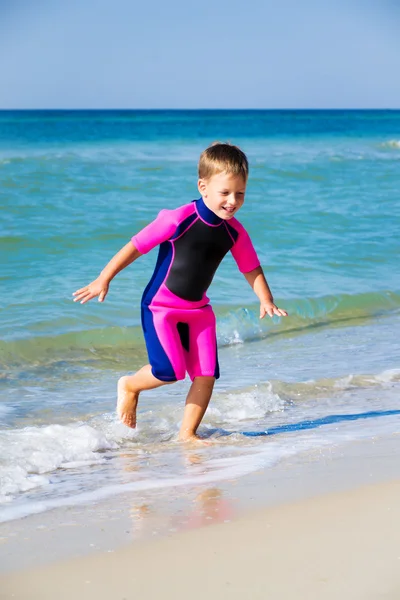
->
268;368;400;399
374;368;400;383
380;140;400;149
1;365;399;523
2;412;399;525
0;428;340;524
0;423;117;503
207;383;285;424
333;369;400;390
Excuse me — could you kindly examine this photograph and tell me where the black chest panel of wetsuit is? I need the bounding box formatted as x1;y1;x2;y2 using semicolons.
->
166;219;234;302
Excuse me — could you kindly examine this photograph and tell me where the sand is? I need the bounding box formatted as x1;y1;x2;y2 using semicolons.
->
1;477;400;600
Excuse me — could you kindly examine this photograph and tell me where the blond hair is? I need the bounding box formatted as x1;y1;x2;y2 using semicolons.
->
198;142;249;181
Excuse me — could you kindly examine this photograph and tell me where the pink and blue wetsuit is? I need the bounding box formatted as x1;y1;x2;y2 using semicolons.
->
131;197;260;382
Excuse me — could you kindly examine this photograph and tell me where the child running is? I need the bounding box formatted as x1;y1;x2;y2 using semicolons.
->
73;143;288;441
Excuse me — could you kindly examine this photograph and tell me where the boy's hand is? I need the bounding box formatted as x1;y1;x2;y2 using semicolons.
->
73;276;109;304
260;302;288;319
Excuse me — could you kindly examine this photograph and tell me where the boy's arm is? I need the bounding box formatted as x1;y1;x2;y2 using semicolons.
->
244;266;288;319
229;221;287;319
73;242;141;304
73;206;182;305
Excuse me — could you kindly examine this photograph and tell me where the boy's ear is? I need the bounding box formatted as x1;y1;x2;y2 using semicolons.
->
198;178;207;196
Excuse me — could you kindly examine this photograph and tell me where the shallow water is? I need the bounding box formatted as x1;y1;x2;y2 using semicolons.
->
1;110;399;522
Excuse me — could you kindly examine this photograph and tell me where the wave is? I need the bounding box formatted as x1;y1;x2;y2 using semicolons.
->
1;366;399;514
266;368;400;401
1;290;399;373
379;140;400;150
209;368;400;426
3;136;400;168
217;289;400;346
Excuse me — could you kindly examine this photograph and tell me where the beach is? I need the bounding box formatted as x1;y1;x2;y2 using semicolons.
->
1;110;400;596
2;431;400;600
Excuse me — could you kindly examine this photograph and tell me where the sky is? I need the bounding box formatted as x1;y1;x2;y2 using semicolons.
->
0;0;399;109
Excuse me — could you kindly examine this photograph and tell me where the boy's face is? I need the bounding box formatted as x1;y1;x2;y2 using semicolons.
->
198;172;246;220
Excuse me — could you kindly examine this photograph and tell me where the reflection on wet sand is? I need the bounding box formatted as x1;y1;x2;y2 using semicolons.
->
184;487;234;529
118;446;236;541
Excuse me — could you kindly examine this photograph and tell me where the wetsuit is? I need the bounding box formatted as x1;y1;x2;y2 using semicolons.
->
131;197;260;382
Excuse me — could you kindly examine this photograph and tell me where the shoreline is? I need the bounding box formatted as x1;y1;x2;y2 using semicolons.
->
1;431;400;598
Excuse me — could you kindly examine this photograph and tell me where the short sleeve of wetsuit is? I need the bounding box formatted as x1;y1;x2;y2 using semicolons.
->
230;221;261;273
131;209;178;254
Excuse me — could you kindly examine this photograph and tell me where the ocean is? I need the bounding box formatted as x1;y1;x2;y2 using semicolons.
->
1;110;399;524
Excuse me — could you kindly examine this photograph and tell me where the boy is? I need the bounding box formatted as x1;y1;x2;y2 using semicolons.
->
73;143;287;441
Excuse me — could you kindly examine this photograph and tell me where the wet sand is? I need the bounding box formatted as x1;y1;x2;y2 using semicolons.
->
1;476;400;600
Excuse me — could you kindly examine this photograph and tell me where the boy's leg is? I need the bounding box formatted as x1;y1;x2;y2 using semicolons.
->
117;365;171;428
178;376;215;441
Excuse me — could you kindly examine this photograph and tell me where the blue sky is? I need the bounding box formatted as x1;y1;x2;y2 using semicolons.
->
0;0;399;109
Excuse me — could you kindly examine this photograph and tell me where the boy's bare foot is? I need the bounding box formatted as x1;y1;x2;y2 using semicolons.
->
117;376;139;428
178;431;199;442
178;432;211;445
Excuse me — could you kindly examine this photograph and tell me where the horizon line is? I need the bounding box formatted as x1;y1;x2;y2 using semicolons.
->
1;107;400;112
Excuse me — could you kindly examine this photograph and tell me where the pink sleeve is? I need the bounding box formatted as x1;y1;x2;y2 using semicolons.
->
131;209;178;254
230;221;261;273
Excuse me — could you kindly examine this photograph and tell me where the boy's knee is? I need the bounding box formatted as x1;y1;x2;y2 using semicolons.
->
118;375;130;388
191;376;216;390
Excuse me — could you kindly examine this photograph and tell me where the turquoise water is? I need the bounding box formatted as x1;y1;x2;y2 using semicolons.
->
1;110;400;522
